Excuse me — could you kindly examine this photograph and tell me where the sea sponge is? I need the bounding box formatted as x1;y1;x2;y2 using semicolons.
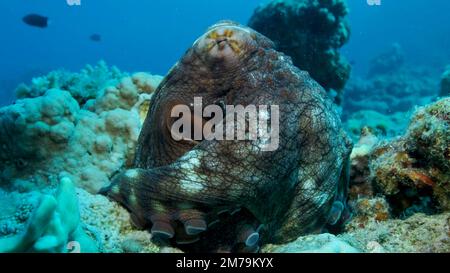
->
0;63;162;193
248;0;351;100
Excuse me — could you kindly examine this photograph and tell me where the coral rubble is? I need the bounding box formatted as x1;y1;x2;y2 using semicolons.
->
248;0;351;101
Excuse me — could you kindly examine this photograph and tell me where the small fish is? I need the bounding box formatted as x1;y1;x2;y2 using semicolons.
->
22;14;49;28
90;34;102;42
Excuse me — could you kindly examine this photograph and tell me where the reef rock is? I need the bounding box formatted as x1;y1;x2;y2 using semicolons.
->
248;0;351;101
103;21;352;252
0;62;162;193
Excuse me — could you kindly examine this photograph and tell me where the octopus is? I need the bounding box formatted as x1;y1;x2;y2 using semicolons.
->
102;21;353;252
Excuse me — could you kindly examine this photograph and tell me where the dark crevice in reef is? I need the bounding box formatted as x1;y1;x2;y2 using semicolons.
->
386;185;441;220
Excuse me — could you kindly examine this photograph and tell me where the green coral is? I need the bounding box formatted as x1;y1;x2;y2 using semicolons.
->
0;177;98;253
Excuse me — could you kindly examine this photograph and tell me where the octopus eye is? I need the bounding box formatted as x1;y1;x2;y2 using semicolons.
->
208;31;219;40
223;29;234;38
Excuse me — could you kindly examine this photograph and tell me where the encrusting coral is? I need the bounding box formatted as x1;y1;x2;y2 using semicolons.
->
346;98;449;221
370;98;449;215
0;62;162;193
248;0;351;102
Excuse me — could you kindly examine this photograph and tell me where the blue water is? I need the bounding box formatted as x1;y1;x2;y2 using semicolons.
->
0;0;449;106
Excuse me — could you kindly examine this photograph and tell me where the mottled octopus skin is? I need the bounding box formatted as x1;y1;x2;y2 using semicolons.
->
103;21;352;251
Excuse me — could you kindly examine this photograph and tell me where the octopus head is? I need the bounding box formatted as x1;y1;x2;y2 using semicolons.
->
194;21;260;68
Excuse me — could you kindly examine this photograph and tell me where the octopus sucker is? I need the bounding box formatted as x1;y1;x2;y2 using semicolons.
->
102;21;352;252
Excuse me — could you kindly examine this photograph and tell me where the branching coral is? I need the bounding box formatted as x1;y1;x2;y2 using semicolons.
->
0;63;162;193
248;0;351;101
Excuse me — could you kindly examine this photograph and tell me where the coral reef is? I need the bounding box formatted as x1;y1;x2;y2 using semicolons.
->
343;66;436;115
367;43;405;77
103;21;352;253
345;110;408;141
0;62;162;193
440;66;450;97
248;0;351;101
343;45;440;139
369;98;449;215
346;98;449;222
0;58;447;253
